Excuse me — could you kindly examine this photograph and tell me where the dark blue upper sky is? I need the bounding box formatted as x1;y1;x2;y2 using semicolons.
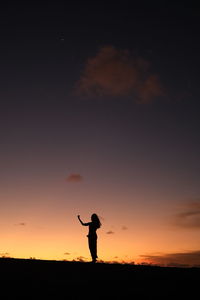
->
0;1;200;198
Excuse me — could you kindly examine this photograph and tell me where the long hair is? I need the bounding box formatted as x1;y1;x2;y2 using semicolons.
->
91;213;101;229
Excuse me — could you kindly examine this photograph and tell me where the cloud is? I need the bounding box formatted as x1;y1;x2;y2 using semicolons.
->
121;226;128;230
172;200;200;229
0;252;10;258
64;252;70;255
140;250;200;267
66;173;83;183
106;230;115;234
75;46;164;103
15;222;26;226
76;256;86;262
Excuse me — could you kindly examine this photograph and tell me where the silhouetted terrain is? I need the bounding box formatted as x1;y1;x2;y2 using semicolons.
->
0;258;199;299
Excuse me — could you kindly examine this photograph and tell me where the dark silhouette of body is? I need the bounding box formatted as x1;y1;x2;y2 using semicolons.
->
78;214;101;263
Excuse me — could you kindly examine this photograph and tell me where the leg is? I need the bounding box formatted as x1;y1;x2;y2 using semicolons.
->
88;237;97;262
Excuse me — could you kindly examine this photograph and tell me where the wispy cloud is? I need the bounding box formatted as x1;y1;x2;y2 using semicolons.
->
172;200;200;229
106;230;115;234
0;252;10;257
64;252;70;255
75;256;86;262
140;250;200;267
75;45;164;103
15;222;26;226
66;173;83;183
121;226;128;230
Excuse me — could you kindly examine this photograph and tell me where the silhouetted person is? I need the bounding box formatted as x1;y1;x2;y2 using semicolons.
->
77;214;101;263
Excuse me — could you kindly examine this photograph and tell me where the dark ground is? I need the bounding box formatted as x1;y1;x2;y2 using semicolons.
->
0;258;199;299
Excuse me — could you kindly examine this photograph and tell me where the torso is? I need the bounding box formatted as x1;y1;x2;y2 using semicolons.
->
88;222;98;237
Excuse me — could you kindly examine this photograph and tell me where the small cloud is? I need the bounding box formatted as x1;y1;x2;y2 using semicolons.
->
66;173;83;183
15;222;26;226
121;226;128;230
172;200;200;229
76;256;86;262
106;230;115;234
140;250;200;267
74;45;164;103
64;252;70;255
0;252;10;258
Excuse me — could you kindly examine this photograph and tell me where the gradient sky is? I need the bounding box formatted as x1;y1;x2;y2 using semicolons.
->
1;1;200;266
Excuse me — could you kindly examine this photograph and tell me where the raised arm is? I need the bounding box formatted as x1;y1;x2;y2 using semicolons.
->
77;215;90;226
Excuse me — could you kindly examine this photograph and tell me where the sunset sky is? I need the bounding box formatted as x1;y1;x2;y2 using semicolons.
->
1;2;200;266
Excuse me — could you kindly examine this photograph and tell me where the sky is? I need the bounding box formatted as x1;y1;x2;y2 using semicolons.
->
1;1;200;266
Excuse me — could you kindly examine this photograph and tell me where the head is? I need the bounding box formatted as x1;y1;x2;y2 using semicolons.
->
91;213;101;228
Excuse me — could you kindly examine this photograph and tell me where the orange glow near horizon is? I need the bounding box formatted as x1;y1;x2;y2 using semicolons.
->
1;184;200;266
